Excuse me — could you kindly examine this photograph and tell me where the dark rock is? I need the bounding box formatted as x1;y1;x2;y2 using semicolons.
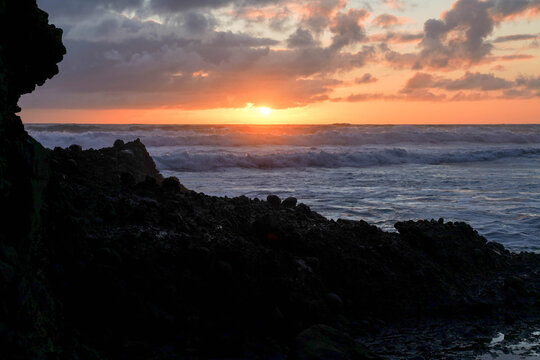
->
65;158;78;174
296;325;382;360
162;176;187;192
0;244;18;265
0;261;15;283
215;260;233;281
120;172;136;187
325;293;344;312
0;1;65;358
69;144;83;152
272;307;285;323
504;276;526;295
282;196;298;208
296;203;312;215
267;194;281;209
113;139;125;148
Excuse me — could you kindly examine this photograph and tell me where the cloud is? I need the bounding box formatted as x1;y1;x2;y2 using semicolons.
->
355;73;378;84
329;9;370;50
516;75;540;89
372;14;410;28
412;0;540;69
496;54;535;61
287;28;320;48
403;72;514;91
369;31;423;43
300;0;348;33
493;34;538;43
24;2;380;110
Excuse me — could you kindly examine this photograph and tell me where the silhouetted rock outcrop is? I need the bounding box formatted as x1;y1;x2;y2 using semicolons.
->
0;1;65;359
32;139;539;358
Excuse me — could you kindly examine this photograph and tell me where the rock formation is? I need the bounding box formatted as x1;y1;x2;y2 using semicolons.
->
0;1;65;358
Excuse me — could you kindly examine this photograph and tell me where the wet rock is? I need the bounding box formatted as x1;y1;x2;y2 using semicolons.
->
282;197;298;208
267;194;281;209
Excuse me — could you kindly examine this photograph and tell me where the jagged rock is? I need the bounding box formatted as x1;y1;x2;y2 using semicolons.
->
282;196;298;208
113;139;125;148
162;176;187;192
0;1;65;358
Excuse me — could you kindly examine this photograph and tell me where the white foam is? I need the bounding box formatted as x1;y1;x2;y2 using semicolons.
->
152;147;540;171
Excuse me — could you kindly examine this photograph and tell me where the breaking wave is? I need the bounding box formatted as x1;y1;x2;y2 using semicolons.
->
153;147;540;171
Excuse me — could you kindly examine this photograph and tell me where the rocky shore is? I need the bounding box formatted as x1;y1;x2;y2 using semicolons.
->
1;1;539;359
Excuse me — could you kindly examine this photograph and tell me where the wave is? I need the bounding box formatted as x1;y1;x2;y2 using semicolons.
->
153;147;540;171
26;124;540;148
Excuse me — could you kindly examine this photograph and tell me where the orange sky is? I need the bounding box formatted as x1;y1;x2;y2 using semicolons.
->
21;0;540;124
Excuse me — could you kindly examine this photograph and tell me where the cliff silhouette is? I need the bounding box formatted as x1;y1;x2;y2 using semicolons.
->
1;1;65;357
0;2;539;360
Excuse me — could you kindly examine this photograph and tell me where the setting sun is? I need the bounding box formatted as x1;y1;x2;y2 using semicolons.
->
258;107;272;116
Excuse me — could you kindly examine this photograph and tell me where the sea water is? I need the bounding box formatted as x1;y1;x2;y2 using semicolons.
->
26;124;540;253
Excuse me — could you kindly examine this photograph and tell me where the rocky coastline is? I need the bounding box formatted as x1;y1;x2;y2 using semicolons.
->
1;1;539;359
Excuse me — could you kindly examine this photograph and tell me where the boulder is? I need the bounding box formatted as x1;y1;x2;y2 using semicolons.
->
282;196;298;208
267;194;281;209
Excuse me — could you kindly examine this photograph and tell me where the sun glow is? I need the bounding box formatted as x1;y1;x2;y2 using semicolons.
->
258;107;272;116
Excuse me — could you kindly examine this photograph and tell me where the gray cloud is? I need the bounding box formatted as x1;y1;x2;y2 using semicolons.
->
516;75;540;89
287;28;320;48
355;73;378;84
493;34;538;43
413;0;540;69
403;72;514;92
329;9;369;50
369;31;423;43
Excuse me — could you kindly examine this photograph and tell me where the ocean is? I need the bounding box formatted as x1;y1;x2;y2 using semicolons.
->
26;124;540;253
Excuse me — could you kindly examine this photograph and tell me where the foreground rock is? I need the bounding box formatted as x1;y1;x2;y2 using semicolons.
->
19;139;536;359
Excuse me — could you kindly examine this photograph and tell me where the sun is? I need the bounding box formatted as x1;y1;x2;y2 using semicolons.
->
258;107;272;116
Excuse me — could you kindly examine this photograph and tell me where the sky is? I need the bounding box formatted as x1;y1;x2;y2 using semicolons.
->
21;0;540;124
